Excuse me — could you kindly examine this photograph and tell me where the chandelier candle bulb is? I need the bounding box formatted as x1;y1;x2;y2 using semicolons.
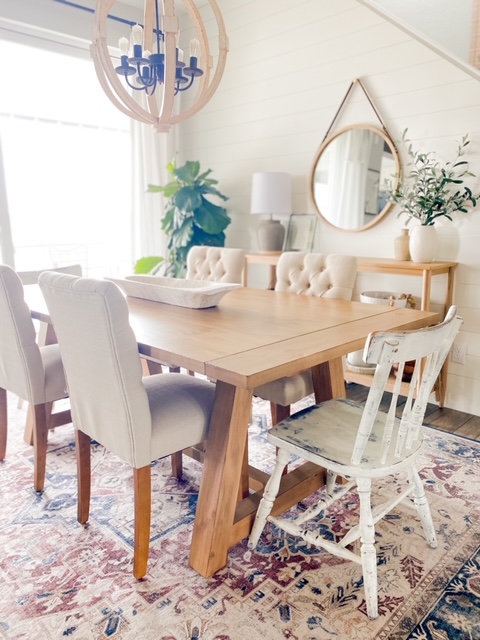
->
131;24;144;59
190;38;200;58
119;37;129;55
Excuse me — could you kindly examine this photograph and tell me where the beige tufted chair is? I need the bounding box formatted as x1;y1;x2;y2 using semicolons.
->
0;264;72;491
254;252;358;425
186;246;245;284
39;272;216;579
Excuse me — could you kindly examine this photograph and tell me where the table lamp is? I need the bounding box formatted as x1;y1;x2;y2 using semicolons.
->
250;172;292;253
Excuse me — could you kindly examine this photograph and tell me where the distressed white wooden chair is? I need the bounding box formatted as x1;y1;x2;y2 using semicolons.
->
39;272;216;579
254;252;357;425
249;306;462;619
0;264;72;491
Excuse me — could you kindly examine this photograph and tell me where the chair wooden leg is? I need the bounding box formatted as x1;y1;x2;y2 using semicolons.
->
24;405;34;446
357;477;378;619
170;452;183;479
33;404;49;492
0;387;7;461
76;429;91;524
270;402;291;426
133;465;152;580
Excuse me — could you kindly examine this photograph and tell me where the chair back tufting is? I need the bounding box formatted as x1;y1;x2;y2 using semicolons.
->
275;252;357;299
186;246;245;284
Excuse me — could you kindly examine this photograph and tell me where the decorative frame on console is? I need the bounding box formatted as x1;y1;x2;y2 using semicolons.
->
284;214;317;251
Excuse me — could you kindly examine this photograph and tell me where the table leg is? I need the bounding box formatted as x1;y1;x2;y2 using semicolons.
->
268;265;276;290
189;380;253;578
311;357;346;402
435;266;456;407
420;270;431;311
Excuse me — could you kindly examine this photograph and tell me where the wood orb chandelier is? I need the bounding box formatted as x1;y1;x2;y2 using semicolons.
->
91;0;228;132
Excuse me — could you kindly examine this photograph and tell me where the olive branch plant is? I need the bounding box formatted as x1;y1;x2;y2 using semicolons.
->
388;129;480;226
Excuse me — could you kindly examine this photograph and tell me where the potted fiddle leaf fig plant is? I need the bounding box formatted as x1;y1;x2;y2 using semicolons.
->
136;160;231;277
388;130;480;262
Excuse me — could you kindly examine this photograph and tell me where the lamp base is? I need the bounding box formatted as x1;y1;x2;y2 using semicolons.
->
257;219;285;253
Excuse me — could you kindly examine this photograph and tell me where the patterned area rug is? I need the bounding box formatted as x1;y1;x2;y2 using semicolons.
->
0;391;479;640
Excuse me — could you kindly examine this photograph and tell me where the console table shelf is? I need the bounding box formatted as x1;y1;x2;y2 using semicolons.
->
350;258;457;407
355;257;456;312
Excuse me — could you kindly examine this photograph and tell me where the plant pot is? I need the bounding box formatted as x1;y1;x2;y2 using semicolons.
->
409;225;436;263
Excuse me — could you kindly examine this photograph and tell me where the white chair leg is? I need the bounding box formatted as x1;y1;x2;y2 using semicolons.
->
408;465;437;548
357;477;378;619
248;447;290;549
325;469;337;494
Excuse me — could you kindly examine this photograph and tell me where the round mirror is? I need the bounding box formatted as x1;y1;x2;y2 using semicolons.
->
310;125;400;231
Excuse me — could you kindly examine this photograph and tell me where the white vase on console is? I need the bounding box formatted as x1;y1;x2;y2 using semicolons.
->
409;225;436;263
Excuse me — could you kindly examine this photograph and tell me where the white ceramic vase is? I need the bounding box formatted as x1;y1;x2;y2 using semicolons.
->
409;225;436;263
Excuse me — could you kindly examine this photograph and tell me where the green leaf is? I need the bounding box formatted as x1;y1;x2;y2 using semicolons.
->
144;159;231;274
134;256;164;274
174;186;203;211
195;201;231;234
174;160;200;184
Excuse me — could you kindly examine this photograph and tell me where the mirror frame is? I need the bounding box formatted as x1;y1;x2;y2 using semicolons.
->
309;124;400;232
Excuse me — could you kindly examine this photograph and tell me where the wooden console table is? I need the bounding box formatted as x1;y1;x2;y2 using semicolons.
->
350;258;457;407
355;257;457;312
244;253;457;406
243;252;282;289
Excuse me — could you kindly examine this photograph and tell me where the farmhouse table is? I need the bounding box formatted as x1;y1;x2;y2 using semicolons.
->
26;285;439;578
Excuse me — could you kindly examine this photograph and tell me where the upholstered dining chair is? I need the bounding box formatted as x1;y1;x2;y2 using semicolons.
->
186;246;245;284
17;263;83;286
254;252;358;425
249;306;463;619
16;264;83;417
0;264;72;491
142;247;244;382
38;272;216;579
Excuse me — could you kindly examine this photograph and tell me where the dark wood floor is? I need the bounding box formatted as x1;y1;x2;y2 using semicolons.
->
345;382;480;441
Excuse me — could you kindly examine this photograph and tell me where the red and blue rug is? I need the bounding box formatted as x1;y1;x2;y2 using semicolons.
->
0;391;479;639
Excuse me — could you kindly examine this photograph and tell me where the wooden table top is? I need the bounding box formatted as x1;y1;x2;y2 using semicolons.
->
29;285;440;387
125;287;439;386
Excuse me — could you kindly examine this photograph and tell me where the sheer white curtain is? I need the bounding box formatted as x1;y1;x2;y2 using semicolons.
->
0;35;178;277
0;135;14;266
130;118;176;265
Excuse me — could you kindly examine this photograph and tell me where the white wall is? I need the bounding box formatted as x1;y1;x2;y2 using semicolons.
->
176;0;480;415
1;0;479;414
362;0;474;65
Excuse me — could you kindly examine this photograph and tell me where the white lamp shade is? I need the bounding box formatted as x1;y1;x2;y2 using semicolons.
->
250;172;292;216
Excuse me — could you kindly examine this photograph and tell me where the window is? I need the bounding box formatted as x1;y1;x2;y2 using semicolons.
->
0;38;133;277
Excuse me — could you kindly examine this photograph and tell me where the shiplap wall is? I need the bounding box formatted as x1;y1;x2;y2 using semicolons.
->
1;0;479;413
177;0;480;414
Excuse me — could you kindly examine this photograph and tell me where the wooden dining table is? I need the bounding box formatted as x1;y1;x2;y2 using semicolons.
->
27;285;439;579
